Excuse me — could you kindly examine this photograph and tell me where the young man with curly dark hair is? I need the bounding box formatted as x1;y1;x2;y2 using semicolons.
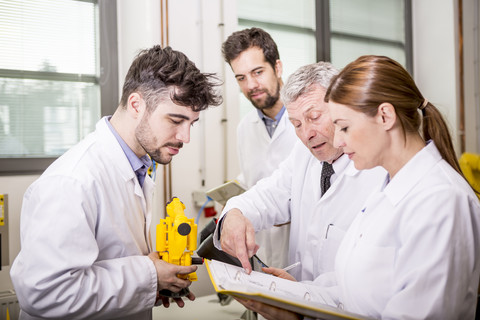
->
11;45;221;319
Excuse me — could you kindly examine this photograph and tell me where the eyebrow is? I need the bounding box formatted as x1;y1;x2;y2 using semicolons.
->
303;106;318;116
234;66;264;78
168;113;200;123
288;105;318;122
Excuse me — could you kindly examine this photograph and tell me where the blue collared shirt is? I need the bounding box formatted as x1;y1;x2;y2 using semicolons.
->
257;106;286;138
106;117;152;187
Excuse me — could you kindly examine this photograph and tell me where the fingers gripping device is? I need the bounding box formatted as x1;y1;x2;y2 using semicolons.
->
156;197;200;282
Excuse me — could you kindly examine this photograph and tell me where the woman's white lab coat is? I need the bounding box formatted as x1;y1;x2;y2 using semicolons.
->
215;141;387;281
10;117;158;319
236;108;298;269
334;142;480;319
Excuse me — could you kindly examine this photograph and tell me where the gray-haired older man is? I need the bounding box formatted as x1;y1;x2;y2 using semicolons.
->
214;62;386;285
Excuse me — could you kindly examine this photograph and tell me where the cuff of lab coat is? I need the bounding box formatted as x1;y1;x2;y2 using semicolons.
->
212;217;224;250
144;255;159;307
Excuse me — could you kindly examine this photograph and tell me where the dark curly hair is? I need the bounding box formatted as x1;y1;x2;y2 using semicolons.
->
222;27;280;70
120;45;222;112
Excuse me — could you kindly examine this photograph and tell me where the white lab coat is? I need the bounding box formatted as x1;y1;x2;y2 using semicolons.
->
215;141;387;281
10;117;158;320
236;108;298;269
331;142;480;319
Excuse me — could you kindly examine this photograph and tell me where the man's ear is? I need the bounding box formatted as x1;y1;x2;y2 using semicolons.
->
274;59;283;78
376;102;396;131
127;93;144;118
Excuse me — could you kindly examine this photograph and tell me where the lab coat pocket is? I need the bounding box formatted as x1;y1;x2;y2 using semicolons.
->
351;241;396;310
320;224;347;273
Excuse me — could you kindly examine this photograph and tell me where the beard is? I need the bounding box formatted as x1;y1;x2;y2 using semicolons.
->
248;81;281;111
135;114;183;165
145;142;183;165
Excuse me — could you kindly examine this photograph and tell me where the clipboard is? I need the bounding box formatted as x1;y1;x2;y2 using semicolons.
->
205;259;372;320
206;180;246;206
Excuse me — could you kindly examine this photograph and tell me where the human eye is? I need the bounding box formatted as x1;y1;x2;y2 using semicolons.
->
290;120;301;129
309;111;321;121
340;126;348;133
236;76;245;82
170;118;183;125
254;69;263;76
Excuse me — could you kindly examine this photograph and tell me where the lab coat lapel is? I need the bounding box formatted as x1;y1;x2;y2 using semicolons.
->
320;160;359;202
97;117;152;247
270;109;288;140
252;113;272;142
131;173;154;250
143;176;155;251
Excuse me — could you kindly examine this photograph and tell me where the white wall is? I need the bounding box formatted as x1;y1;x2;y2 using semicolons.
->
462;0;480;152
412;0;461;155
411;0;479;155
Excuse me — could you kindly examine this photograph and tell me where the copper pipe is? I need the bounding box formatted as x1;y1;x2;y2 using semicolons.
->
166;0;169;46
160;0;164;46
160;0;171;217
168;163;172;200
165;0;171;206
459;0;466;153
161;0;166;217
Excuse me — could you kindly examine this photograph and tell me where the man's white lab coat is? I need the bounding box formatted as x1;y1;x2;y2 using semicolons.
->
215;141;386;281
236;108;298;269
10;117;157;319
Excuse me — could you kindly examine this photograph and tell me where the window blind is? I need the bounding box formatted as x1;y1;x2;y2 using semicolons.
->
0;0;100;158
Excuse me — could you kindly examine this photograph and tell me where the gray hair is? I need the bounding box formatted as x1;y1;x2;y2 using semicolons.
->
281;61;338;106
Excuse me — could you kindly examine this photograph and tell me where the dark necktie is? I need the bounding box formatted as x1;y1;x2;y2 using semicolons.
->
136;165;148;187
321;162;335;196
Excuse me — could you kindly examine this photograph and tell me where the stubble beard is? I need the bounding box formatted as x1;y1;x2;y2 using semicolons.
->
135;114;182;165
250;81;281;111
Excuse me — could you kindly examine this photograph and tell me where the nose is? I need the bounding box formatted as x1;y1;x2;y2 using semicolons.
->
246;75;259;91
300;123;316;144
176;124;191;143
333;131;345;149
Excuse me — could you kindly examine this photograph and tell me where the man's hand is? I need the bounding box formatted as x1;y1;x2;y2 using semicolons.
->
148;251;197;307
220;209;258;274
157;290;195;308
234;297;302;320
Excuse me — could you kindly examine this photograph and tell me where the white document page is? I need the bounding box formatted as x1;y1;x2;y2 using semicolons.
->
208;259;338;307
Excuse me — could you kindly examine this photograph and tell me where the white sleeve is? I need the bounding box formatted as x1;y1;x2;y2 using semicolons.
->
213;150;295;250
381;188;480;319
10;176;157;319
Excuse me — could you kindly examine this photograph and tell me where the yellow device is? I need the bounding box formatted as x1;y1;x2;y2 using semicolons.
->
156;197;203;297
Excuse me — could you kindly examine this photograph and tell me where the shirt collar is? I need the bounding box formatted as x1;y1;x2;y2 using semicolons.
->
256;105;286;122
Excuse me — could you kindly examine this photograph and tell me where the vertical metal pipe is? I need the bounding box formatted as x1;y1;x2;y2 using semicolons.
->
160;0;172;216
219;0;228;182
459;0;466;153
